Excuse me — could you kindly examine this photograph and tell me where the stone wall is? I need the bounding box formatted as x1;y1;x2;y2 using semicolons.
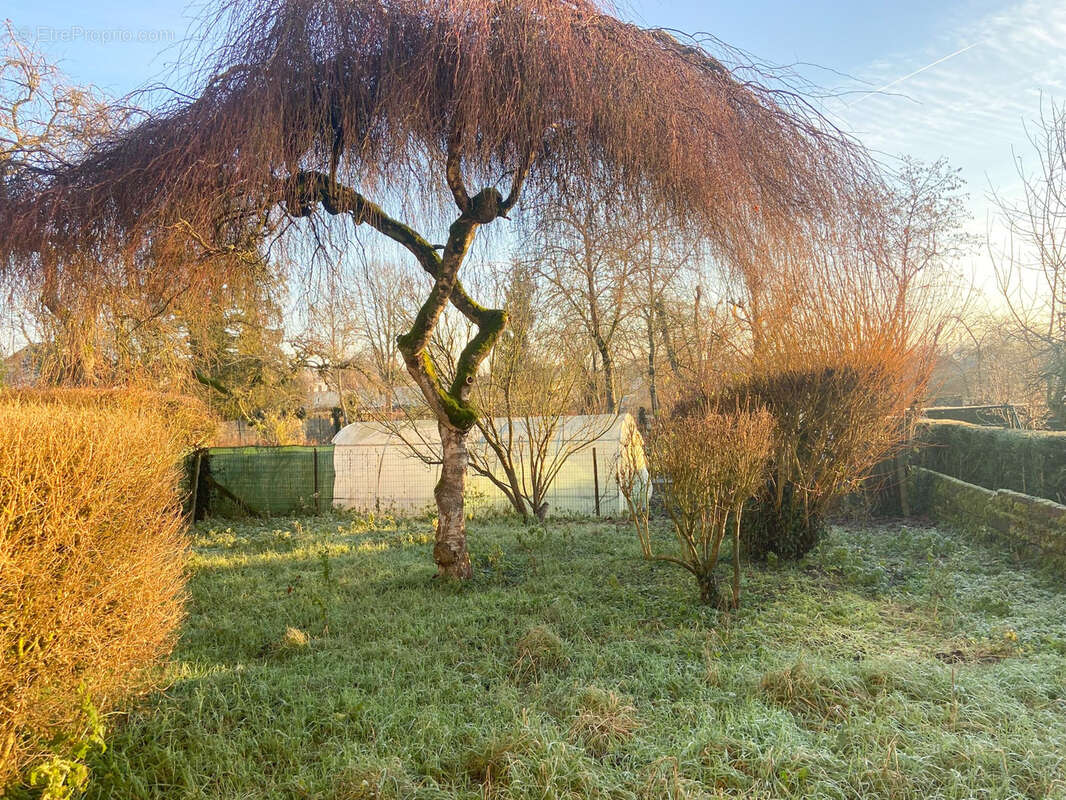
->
910;467;1066;568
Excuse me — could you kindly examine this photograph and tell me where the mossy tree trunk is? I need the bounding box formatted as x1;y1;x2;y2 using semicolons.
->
286;151;528;578
434;423;473;577
394;190;509;579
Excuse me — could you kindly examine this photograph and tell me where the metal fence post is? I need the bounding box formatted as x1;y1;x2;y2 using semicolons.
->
592;447;600;517
312;447;320;515
188;448;204;522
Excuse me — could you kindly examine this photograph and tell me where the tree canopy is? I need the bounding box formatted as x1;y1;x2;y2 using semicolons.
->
1;0;876;276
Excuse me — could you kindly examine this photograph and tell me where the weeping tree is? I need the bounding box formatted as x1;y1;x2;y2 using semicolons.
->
0;0;878;578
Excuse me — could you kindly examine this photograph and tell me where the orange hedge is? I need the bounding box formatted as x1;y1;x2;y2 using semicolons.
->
0;391;191;789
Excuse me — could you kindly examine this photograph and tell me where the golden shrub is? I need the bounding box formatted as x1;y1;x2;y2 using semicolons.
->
0;392;189;788
4;385;219;452
623;408;774;607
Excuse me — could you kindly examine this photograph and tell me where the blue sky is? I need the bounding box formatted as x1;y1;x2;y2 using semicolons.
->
6;0;1065;283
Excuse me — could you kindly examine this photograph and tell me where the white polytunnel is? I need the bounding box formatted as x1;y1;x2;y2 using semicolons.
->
332;413;649;516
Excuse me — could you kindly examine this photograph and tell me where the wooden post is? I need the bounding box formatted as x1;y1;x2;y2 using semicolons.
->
592;447;601;517
312;447;320;515
188;448;204;522
897;407;913;516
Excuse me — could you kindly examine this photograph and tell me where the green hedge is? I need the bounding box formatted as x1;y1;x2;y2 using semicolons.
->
922;405;1021;427
915;420;1066;504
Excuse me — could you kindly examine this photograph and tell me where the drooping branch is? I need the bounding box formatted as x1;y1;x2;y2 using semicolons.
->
0;0;885;308
501;146;537;217
286;171;443;277
445;131;471;215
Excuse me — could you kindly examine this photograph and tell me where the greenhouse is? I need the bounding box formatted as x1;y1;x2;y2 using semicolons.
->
332;413;647;516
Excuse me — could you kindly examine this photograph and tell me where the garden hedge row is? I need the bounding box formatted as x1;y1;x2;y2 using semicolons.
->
0;390;193;793
914;419;1066;504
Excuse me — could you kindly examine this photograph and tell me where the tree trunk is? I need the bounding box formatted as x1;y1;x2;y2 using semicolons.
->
289;168;516;579
698;571;720;606
434;423;473;579
655;298;682;381
471;420;531;521
594;334;616;413
731;510;742;609
647;312;658;415
495;463;531;521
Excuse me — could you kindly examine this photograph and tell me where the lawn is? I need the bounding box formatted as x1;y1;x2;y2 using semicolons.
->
83;513;1066;799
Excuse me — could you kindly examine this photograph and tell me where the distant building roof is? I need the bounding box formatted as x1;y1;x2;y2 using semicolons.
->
2;344;42;387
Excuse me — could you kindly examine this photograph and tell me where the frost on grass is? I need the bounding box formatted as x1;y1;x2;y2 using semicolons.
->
512;624;568;684
77;516;1066;800
568;687;640;756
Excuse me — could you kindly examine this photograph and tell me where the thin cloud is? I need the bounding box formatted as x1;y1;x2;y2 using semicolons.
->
833;0;1066;171
828;0;1066;288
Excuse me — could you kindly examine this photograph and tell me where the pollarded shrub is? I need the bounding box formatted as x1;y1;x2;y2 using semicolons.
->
742;483;826;562
0;393;189;792
701;366;908;560
623;408;774;606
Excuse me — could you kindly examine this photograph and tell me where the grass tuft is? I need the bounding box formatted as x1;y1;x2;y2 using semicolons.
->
278;626;310;651
759;658;870;721
331;756;417;800
512;624;568;684
567;686;640;756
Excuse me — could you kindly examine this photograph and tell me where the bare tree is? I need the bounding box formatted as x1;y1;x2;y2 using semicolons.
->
0;0;881;578
1;22;125;383
293;258;417;424
992;101;1066;427
470;372;616;522
650;283;745;412
351;261;417;415
468;264;616;520
626;209;701;416
0;21;118;174
525;195;638;412
933;310;1045;419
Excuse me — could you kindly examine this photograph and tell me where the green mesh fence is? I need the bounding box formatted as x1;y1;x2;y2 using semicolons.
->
190;445;335;518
